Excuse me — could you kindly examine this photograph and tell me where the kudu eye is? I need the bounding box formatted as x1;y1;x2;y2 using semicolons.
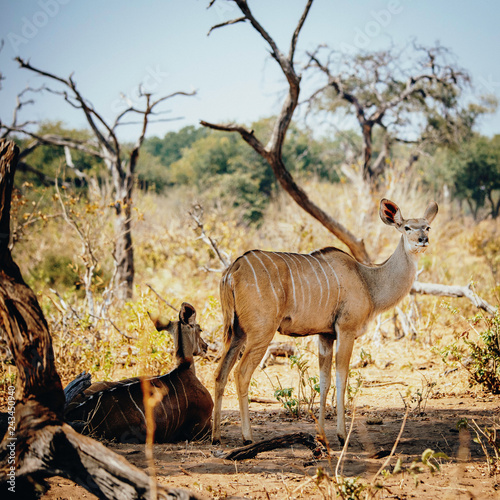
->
404;226;411;232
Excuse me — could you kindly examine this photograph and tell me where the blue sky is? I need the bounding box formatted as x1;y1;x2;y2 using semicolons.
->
1;0;499;142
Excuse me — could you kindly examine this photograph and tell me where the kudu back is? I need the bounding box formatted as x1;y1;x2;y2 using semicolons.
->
212;199;438;445
64;303;213;443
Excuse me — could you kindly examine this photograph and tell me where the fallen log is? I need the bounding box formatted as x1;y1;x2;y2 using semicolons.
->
411;281;496;316
218;432;324;461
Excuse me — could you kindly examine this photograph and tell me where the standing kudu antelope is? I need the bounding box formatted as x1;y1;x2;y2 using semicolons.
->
64;303;213;443
212;199;438;446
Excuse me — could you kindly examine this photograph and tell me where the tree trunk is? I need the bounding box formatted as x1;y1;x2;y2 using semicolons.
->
109;155;135;302
114;205;135;302
361;121;373;182
269;156;371;264
0;139;200;500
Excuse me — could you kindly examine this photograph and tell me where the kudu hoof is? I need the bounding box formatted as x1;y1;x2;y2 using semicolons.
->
243;439;253;446
212;438;221;446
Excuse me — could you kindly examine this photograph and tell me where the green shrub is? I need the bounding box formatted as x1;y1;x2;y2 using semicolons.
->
439;310;500;394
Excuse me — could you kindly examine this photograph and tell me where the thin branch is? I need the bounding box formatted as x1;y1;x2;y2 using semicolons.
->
207;16;247;36
189;204;230;268
371;407;409;483
146;283;179;312
411;281;497;316
200;120;268;159
16;57;119;159
289;0;314;62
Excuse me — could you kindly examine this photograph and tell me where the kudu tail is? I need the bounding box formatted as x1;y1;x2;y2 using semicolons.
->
220;269;237;344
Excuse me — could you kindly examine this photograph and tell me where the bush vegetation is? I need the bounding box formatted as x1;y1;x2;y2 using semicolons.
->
4;119;499;398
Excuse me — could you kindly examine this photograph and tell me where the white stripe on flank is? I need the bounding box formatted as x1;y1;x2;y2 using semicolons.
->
251;251;279;315
260;251;286;298
158;381;171;437
128;384;146;425
291;253;314;310
321;253;341;315
273;252;296;309
168;378;181;430
309;253;331;307
286;253;309;310
243;254;261;295
302;254;324;307
179;376;189;407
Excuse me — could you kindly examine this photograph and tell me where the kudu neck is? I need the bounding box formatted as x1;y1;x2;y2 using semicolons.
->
362;235;418;314
174;323;196;374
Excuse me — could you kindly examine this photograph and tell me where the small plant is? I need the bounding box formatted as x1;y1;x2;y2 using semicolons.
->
270;344;322;418
405;372;436;415
274;383;299;417
347;370;363;409
439;308;500;394
388;448;450;489
313;467;368;500
290;350;321;415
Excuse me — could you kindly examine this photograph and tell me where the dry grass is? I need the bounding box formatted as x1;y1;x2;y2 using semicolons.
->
2;179;500;499
3;179;498;389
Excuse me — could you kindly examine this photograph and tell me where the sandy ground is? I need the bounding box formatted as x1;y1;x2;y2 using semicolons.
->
42;344;500;500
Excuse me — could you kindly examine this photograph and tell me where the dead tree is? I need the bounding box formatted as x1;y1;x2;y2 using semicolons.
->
5;58;195;301
202;0;496;315
306;44;480;183
0;139;201;500
202;0;371;264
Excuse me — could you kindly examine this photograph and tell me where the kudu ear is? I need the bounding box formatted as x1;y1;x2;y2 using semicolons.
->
179;302;197;326
379;199;404;227
147;311;172;331
424;201;438;224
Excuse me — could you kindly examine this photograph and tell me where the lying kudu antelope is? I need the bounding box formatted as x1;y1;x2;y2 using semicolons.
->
212;199;438;446
64;303;213;443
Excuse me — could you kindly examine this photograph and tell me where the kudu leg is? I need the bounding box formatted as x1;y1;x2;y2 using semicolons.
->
317;335;334;436
234;340;271;445
335;334;355;446
212;335;245;444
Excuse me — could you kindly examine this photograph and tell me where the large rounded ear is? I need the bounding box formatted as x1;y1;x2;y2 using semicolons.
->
179;302;196;326
148;311;172;331
424;201;438;224
379;199;404;227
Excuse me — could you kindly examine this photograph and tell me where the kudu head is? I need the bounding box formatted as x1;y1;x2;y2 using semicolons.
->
379;199;438;255
148;302;207;365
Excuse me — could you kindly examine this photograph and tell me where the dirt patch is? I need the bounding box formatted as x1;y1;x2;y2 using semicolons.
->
38;334;500;499
42;393;499;499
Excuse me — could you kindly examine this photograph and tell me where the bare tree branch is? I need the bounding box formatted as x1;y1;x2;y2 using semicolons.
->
305;44;473;181
207;16;247;36
146;283;179;312
10;58;195;301
189;204;231;268
411;281;496;316
203;0;371;263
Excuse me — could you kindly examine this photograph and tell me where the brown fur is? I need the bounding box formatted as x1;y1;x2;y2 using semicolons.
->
65;303;214;443
212;199;438;446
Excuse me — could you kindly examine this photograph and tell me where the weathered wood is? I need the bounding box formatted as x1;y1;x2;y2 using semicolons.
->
0;139;203;499
220;432;323;461
411;280;496;316
260;341;296;368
